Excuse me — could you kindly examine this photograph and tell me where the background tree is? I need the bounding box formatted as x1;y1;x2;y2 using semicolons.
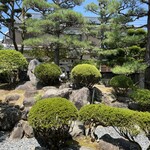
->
0;0;31;53
86;0;147;73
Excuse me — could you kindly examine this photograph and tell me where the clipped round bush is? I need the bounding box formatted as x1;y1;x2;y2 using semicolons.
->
34;63;61;85
28;97;78;149
110;75;133;95
72;59;99;69
0;50;28;83
130;89;150;111
71;64;101;88
79;104;141;139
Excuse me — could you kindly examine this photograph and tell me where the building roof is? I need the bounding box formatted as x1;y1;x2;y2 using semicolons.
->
20;13;100;24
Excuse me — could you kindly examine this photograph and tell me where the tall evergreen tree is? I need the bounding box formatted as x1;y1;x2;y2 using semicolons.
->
86;0;147;68
24;0;91;65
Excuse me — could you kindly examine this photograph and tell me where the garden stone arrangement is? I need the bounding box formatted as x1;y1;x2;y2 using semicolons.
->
0;55;150;150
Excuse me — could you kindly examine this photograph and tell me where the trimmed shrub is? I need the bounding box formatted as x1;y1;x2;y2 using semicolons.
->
136;111;150;140
0;50;28;83
72;59;99;69
71;64;101;88
110;75;133;95
28;97;78;149
79;104;150;146
34;63;61;85
130;89;150;111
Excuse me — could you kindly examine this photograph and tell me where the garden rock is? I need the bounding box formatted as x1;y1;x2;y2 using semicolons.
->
15;81;36;91
128;102;140;110
22;121;34;138
42;88;72;99
0;103;21;131
24;90;38;98
69;87;91;109
23;97;36;107
70;121;84;138
5;94;20;103
21;108;30;120
42;86;57;92
27;59;40;84
59;82;71;89
9;122;24;139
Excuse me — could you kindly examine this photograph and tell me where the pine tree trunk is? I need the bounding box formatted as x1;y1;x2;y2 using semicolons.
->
145;1;150;89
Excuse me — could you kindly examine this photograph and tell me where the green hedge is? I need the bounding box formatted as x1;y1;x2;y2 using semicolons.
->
34;63;61;85
28;97;78;149
71;64;101;88
110;75;133;95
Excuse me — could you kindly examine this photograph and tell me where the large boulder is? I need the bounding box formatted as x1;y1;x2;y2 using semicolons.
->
0;103;21;131
69;87;91;109
27;59;41;84
42;88;72;99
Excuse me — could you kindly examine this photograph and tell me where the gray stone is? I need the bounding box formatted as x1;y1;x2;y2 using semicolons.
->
24;90;38;98
59;82;71;89
23;97;36;107
70;121;84;138
0;103;21;131
21;108;30;120
128;102;140;110
5;94;20;102
43;88;72;99
27;59;40;84
69;87;91;109
42;86;57;91
15;81;36;91
9;123;24;139
22;121;34;138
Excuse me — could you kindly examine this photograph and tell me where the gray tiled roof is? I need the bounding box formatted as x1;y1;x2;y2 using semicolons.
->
25;13;100;24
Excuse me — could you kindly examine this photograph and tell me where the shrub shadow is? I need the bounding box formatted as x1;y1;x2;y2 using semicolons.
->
35;139;81;150
0;131;9;142
100;134;141;150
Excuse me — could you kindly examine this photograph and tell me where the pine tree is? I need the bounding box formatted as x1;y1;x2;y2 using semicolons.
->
24;0;91;65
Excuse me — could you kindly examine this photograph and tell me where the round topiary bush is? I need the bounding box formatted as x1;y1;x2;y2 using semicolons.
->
0;50;28;83
110;75;133;95
130;89;150;111
28;97;78;149
71;64;101;88
34;63;61;85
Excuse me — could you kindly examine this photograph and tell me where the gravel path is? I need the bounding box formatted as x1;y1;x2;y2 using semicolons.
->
0;127;149;150
0;137;40;150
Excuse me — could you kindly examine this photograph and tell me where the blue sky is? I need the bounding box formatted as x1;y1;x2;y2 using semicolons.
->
0;0;147;39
